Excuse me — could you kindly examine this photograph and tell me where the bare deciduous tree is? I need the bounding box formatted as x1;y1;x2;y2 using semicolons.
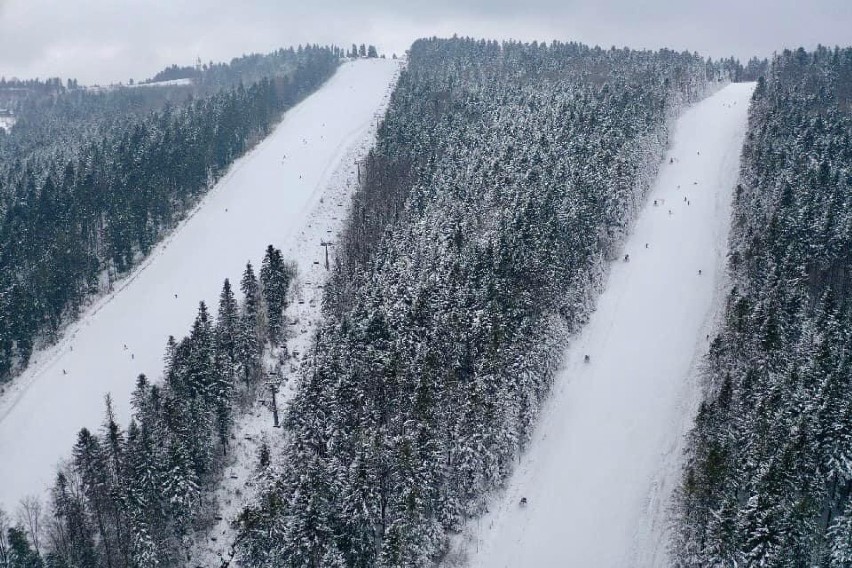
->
0;508;10;567
17;495;43;556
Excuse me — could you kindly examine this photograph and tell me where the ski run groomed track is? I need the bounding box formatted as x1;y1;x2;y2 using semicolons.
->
462;82;756;567
0;58;400;511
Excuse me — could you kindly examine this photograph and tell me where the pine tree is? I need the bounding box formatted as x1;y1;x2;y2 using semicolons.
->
123;420;162;568
162;441;199;556
71;429;116;568
6;526;43;568
51;472;97;568
99;396;130;567
260;245;293;343
215;279;239;377
185;301;215;401
238;262;262;386
212;345;234;455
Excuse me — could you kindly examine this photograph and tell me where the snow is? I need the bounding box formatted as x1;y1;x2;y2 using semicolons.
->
0;58;401;512
457;82;755;567
188;60;402;567
133;78;194;88
83;77;194;92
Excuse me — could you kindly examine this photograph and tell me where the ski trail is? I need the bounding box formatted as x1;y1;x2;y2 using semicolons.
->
188;60;403;567
462;82;755;568
0;59;400;512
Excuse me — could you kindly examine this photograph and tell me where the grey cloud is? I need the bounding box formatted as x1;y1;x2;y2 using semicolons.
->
1;0;850;84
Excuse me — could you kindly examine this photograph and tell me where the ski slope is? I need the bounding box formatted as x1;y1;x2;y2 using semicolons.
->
0;58;400;512
461;82;755;567
189;60;401;566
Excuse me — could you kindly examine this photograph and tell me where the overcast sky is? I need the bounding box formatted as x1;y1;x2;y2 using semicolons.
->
1;0;850;85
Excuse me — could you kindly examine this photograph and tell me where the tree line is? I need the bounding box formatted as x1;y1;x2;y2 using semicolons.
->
674;46;852;567
0;244;295;567
157;45;352;92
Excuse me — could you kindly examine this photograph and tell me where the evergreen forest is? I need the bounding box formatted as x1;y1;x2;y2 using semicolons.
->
236;37;739;567
0;45;338;382
674;46;852;567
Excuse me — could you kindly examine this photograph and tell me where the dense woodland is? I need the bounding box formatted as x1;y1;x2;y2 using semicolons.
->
0;245;295;567
0;45;339;382
675;47;852;566
235;37;737;566
149;44;376;86
2;32;845;568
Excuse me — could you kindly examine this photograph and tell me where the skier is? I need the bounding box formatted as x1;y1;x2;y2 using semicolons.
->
584;354;590;363
645;243;649;249
520;497;528;507
668;209;672;215
698;269;702;276
62;369;67;375
174;293;178;299
624;254;630;262
653;199;658;206
684;196;687;202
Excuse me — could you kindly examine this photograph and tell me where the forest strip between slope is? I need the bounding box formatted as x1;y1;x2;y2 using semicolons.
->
236;37;748;567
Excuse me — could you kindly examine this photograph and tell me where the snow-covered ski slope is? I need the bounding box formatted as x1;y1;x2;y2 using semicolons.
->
462;82;755;567
0;58;400;511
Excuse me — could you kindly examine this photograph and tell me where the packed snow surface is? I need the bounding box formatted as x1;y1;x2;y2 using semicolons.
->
83;77;193;92
462;82;755;567
189;59;400;565
0;58;400;511
134;77;194;88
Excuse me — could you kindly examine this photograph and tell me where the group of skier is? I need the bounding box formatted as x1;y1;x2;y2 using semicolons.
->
517;150;712;510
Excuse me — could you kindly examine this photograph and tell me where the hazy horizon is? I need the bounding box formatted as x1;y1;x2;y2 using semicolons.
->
1;0;851;85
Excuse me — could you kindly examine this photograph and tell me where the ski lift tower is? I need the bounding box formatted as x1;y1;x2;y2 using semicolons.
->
265;366;280;428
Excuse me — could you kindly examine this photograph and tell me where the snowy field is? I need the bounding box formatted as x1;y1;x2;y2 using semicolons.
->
0;115;14;132
0;58;400;512
133;77;194;88
83;77;194;92
459;82;755;567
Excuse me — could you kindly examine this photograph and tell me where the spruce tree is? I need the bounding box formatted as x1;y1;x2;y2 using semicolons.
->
260;245;292;343
7;526;43;568
238;262;262;386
